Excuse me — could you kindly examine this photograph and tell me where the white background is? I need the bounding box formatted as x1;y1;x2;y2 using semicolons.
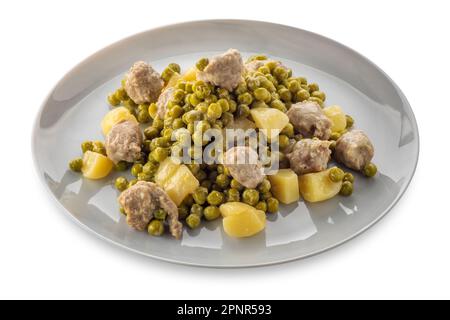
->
1;0;449;300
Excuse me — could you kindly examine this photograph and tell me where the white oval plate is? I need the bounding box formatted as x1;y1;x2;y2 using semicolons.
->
32;20;419;267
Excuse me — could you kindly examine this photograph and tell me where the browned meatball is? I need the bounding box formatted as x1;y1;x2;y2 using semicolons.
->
118;181;182;239
105;120;143;164
334;130;374;171
197;49;244;91
156;87;175;119
286;101;332;140
286;139;332;175
223;146;264;189
124;61;163;104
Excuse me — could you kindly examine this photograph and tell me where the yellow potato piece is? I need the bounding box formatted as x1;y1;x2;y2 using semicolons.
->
298;168;343;202
220;203;266;238
155;158;199;206
101;106;137;135
268;169;300;204
323;105;346;133
250;108;289;139
181;67;197;82
82;151;113;180
165;72;181;88
155;158;179;187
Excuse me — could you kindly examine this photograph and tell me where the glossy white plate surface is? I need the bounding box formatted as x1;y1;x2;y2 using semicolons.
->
32;20;419;267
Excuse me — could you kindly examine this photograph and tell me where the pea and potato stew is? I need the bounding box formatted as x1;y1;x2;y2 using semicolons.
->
69;49;377;239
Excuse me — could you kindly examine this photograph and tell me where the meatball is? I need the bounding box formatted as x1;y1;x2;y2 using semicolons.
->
105;120;143;164
286;139;332;175
118;181;182;239
334;130;374;171
124;61;163;104
197;49;244;91
286;101;332;140
156;87;175;119
223;146;264;189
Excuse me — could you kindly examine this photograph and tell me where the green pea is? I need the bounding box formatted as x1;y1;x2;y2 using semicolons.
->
204;206;221;221
92;141;106;155
207;190;224;206
123;98;137;109
261;192;272;201
207;103;222;120
228;100;237;113
346;115;354;128
329;141;336;151
255;201;268;212
137;109;151;123
152;117;164;130
196;58;209;71
190;204;204;217
130;163;143;177
311;91;326;102
148;220;164;236
242;189;260;206
246;77;260;91
69;158;83;172
107;94;120;106
295;89;310;102
114;177;128;191
278;88;292;102
195;170;208;182
237;104;250;118
258;179;271;193
154;209;167;220
273;66;288;81
114;88;127;101
189;93;202;106
247;54;267;62
114;161;129;171
267;197;279;213
226;189;240;202
281;123;294;138
172;118;185;129
278;135;290;149
216;174;230;189
137;172;152;181
142;161;158;175
343;173;355;183
143;127;158;140
238;92;253;105
363;163;377;177
201;180;213;190
81;141;93;153
186;214;201;229
177;81;187;91
204;94;218;104
194;83;211;100
183;110;203;124
329;167;345;182
234;82;248;95
168;63;181;73
128;179;138;188
193;187;209;205
340;181;353;196
253;87;271;103
230;179;243;191
308;83;320;93
330;132;341;141
288;80;301;94
308;97;324;107
151;147;169;162
269;99;286;112
251;101;267;109
178;205;189;219
161;67;175;83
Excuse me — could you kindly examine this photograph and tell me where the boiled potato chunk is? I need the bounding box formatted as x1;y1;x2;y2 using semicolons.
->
155;158;180;187
220;202;266;238
155;158;199;206
181;67;197;82
323;105;346;133
82;151;113;179
101;106;137;135
268;169;300;204
298;168;343;202
165;72;181;88
250;108;289;139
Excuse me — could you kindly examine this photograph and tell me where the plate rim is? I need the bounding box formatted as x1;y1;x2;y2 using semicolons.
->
31;19;420;268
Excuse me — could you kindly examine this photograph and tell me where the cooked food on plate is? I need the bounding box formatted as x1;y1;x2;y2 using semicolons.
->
69;49;377;239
